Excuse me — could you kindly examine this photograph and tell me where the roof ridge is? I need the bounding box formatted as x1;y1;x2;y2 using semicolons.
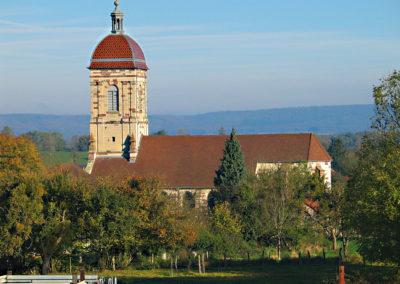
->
144;133;314;139
121;34;134;59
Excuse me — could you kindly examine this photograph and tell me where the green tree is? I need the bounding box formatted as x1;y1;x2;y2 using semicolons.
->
232;174;261;259
86;178;140;271
152;129;167;136
210;129;246;208
328;137;346;172
346;133;400;264
0;126;13;136
70;135;90;152
328;137;357;177
30;172;88;274
373;70;400;132
129;178;183;264
210;202;243;264
256;165;309;260
23;131;66;152
307;174;344;251
345;71;400;264
0;135;44;269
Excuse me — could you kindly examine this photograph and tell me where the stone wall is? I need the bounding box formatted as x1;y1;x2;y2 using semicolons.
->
88;69;148;160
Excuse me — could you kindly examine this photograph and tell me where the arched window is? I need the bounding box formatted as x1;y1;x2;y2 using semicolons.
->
108;85;119;112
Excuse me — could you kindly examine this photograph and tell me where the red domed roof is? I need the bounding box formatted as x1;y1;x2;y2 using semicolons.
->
89;34;148;70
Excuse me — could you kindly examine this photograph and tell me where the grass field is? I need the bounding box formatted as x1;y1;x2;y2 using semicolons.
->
40;151;87;167
98;260;398;284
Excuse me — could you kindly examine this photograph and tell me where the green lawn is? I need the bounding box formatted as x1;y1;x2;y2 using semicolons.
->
98;260;398;284
40;151;87;167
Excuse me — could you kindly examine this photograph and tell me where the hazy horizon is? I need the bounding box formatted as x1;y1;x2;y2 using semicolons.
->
1;1;399;115
0;103;374;116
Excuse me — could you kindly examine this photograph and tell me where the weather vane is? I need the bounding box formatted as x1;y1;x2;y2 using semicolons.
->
114;0;120;11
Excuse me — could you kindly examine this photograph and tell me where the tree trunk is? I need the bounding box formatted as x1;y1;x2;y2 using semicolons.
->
223;253;227;266
323;248;326;260
111;256;116;271
298;252;302;264
201;253;205;274
198;254;202;274
332;229;337;250
69;257;72;274
277;238;282;261
170;255;174;277
42;255;51;275
343;238;349;259
174;255;178;270
247;252;250;261
339;247;343;264
187;251;192;271
262;248;265;259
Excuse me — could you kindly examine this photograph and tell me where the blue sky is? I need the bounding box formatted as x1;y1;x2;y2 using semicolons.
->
0;0;399;115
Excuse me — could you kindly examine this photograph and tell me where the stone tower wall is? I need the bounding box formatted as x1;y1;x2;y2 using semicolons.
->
89;69;148;160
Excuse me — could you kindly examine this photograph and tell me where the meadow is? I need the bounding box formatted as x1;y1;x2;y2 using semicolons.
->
39;151;87;167
98;259;398;284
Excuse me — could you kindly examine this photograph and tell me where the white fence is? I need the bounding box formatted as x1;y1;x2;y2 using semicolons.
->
0;275;100;284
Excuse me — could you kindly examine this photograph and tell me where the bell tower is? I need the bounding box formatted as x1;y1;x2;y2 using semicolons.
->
85;0;149;173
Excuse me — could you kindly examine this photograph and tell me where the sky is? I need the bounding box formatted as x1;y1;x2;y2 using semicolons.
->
0;0;399;115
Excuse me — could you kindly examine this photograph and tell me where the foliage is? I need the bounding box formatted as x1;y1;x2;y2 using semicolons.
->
210;129;246;208
328;137;345;172
85;178;140;270
255;165;311;260
1;126;13;136
307;174;346;251
345;132;400;264
232;174;260;243
69;135;90;152
373;70;400;132
23;131;66;152
152;130;168;136
345;71;400;265
129;178;185;257
210;202;244;260
0;135;45;264
30;171;90;274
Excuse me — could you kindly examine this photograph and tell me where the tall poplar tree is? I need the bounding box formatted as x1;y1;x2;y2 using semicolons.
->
209;129;246;207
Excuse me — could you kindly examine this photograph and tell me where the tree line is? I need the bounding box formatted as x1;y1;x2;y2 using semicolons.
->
0;128;89;152
0;71;399;274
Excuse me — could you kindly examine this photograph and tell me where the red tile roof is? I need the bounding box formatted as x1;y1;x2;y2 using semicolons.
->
89;34;148;70
91;134;331;189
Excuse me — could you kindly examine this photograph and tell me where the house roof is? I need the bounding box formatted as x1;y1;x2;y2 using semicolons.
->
90;133;331;189
89;34;148;70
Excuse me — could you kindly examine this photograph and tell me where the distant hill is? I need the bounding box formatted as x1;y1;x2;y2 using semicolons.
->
0;105;374;138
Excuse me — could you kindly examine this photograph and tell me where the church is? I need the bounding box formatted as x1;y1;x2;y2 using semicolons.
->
84;1;332;206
